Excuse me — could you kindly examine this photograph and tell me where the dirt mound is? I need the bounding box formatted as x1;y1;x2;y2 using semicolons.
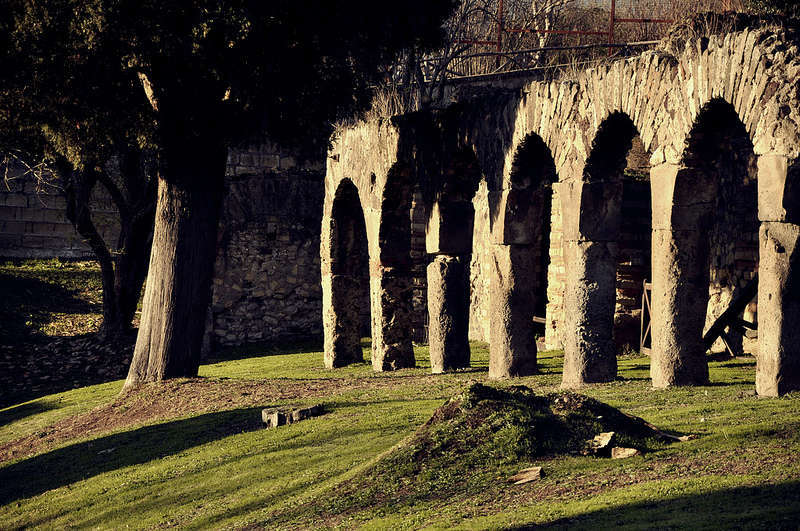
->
397;383;662;467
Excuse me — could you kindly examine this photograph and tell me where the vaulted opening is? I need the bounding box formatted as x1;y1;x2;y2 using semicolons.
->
506;133;557;337
328;178;370;365
681;98;758;358
583;112;652;356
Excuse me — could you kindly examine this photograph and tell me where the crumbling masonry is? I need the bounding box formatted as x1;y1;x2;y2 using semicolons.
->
322;25;800;396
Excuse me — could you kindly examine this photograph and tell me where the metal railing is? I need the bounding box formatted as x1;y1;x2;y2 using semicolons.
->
386;1;680;103
456;0;674;55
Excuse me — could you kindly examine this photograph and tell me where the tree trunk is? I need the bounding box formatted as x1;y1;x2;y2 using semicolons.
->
123;137;226;389
98;148;157;339
107;207;153;338
61;161;124;337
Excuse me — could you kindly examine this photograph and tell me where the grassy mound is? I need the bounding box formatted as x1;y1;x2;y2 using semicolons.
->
403;382;664;463
279;383;669;525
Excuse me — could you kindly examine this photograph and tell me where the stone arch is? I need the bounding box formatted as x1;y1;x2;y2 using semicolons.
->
371;163;416;371
650;98;758;387
561;111;643;387
426;146;482;373
488;133;557;378
322;178;370;368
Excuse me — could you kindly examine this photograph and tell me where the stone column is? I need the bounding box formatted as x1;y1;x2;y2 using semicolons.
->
488;188;543;378
489;244;538;378
322;273;366;368
427;255;471;372
755;154;800;396
561;179;621;387
370;264;416;371
426;200;474;373
649;163;711;387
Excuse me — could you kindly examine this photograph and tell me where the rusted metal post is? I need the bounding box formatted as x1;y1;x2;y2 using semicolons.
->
608;0;616;56
497;0;504;52
496;0;504;68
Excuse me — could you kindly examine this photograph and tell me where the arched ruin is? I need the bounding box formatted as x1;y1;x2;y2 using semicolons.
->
322;24;800;396
322;178;370;368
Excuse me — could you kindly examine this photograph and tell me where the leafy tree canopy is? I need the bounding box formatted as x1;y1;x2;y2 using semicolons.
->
4;0;456;161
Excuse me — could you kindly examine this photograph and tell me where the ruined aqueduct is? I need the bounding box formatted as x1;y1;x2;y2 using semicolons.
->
321;23;800;397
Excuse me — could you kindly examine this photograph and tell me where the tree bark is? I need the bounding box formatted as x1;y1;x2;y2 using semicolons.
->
124;136;226;389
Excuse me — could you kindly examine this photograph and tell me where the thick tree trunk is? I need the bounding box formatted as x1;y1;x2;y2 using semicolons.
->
124;137;226;389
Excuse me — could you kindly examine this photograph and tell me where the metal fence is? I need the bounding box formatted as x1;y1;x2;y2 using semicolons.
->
456;0;675;55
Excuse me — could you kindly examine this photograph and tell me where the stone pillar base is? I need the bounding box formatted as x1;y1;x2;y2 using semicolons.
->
370;267;415;371
650;229;710;388
489;244;538;378
756;222;800;396
561;240;618;387
427;254;470;373
323;274;367;368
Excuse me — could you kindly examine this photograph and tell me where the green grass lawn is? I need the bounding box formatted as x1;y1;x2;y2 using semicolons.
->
1;342;798;530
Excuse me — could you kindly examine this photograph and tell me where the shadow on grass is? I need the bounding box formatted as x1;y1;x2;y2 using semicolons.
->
509;480;800;530
0;401;58;426
0;273;98;345
0;407;264;505
714;362;757;369
205;337;324;364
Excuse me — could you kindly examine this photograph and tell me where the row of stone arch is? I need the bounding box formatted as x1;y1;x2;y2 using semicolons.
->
321;25;800;396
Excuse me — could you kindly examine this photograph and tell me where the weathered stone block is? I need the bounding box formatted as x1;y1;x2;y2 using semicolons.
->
651;163;721;231
425;201;474;254
758;154;799;224
262;404;324;428
561;180;622;242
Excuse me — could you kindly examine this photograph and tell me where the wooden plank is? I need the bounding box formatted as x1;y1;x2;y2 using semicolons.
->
640;279;652;353
719;330;736;358
737;318;757;331
702;274;758;351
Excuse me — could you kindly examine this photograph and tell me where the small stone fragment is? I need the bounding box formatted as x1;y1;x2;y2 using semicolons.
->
611;447;641;459
263;404;324;428
508;466;542;484
291;404;324;422
586;431;615;456
261;409;287;428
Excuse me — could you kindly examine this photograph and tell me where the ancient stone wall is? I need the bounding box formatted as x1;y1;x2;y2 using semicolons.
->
0;163;120;258
1;141;327;351
324;20;800;395
209;142;325;348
